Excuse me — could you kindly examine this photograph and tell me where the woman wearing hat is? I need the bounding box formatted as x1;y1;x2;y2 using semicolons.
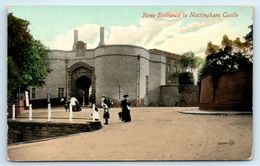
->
120;94;131;122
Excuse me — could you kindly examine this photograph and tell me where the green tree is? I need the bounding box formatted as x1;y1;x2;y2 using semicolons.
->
245;25;253;43
199;27;253;81
199;25;253;101
180;51;203;72
179;72;194;85
244;24;253;61
233;37;244;49
8;13;50;101
221;35;233;48
205;41;220;55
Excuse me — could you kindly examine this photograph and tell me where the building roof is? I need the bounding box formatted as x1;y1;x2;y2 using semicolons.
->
148;48;181;60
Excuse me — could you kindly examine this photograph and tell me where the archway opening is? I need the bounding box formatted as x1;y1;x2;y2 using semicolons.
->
75;76;92;105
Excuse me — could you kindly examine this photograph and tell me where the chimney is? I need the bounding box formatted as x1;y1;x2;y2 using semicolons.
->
74;30;78;43
99;27;105;46
72;30;78;50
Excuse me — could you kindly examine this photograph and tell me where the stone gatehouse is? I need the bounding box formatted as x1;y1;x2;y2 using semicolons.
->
30;27;184;106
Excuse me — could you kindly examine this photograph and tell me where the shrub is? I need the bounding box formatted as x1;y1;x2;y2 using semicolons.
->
179;72;194;85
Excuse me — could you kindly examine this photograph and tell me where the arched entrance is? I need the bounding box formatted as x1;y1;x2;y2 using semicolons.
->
67;62;95;105
75;76;91;105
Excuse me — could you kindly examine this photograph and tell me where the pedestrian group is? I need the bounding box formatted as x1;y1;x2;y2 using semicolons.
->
61;93;132;125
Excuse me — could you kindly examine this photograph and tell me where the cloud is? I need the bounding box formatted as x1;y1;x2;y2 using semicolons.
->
106;19;178;46
149;19;248;58
46;24;100;50
46;32;73;50
166;34;174;39
179;18;224;34
154;40;165;46
46;19;180;50
46;18;250;59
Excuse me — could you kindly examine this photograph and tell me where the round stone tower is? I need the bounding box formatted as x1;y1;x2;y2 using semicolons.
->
94;45;150;106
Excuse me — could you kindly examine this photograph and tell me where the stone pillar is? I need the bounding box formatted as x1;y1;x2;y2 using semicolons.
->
69;103;73;122
48;103;52;122
29;104;32;121
12;104;15;120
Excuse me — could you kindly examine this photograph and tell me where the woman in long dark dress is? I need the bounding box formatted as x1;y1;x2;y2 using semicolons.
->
121;94;131;122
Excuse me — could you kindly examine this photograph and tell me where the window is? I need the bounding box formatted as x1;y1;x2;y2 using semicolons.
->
146;75;149;94
167;64;171;72
31;88;36;98
58;88;64;98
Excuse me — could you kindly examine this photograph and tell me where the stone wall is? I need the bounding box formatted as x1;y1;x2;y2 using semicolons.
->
31;50;95;101
159;85;199;106
95;55;138;105
199;70;252;111
179;85;199;106
8;121;102;144
95;45;149;106
30;44;176;107
159;85;179;106
146;54;166;106
140;56;150;106
30;59;66;100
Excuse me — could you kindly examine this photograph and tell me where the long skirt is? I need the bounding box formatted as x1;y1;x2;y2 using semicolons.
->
103;109;110;119
122;109;131;122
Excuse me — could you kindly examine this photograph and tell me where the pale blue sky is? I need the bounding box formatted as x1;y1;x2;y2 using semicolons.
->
9;6;252;40
8;6;253;56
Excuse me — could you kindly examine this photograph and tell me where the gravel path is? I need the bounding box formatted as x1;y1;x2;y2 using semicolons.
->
8;107;252;161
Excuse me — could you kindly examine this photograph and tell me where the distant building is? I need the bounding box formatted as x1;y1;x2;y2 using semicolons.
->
148;49;185;85
30;27;182;106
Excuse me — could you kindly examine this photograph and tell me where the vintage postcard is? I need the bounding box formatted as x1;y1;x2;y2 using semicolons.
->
7;6;253;161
